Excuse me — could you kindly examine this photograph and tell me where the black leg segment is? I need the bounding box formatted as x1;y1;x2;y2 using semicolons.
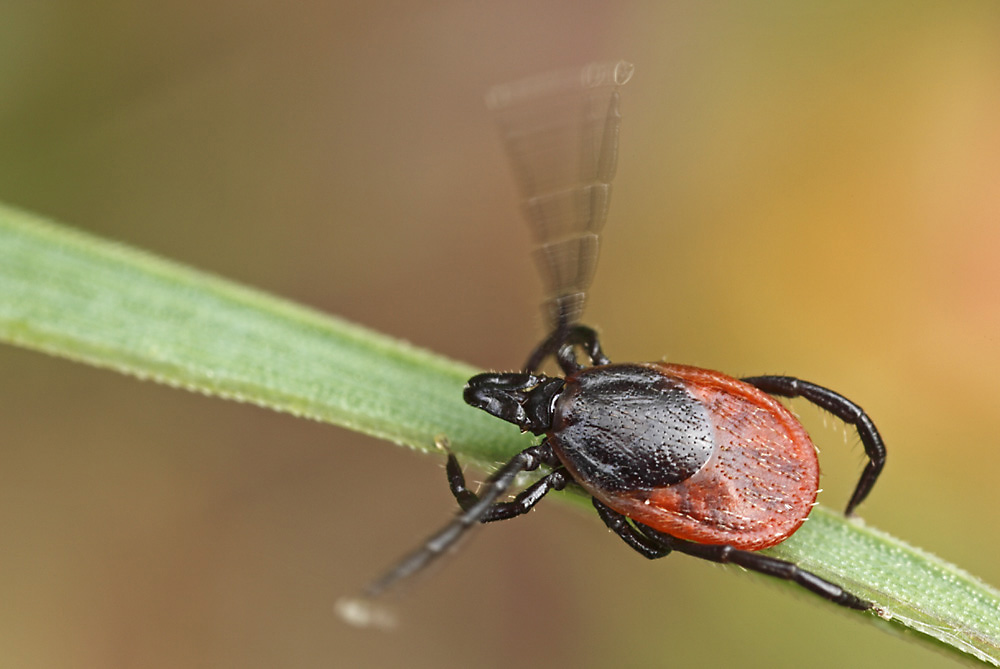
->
444;452;481;510
590;499;870;610
639;524;872;610
360;443;555;599
445;452;569;522
741;375;886;516
524;324;611;375
592;499;671;559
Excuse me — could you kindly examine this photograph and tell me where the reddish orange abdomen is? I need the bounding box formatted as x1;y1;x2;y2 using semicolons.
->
551;363;819;550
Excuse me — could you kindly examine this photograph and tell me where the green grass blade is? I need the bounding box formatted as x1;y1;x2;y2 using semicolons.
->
1;201;998;664
0;201;531;464
768;508;1000;665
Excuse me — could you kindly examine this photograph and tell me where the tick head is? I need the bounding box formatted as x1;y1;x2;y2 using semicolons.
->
464;372;564;435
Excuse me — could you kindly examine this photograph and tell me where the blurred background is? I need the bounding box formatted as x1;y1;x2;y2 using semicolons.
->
2;2;999;667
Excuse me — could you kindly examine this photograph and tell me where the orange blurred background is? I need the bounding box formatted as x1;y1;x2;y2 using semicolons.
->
2;2;999;667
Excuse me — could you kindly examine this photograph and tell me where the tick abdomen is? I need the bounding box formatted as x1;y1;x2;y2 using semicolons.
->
549;363;819;550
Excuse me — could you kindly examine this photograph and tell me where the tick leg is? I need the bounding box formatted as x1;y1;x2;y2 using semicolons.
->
524;324;611;374
592;501;869;609
591;499;671;559
445;453;570;522
360;444;553;599
641;526;871;610
444;453;480;510
741;375;886;516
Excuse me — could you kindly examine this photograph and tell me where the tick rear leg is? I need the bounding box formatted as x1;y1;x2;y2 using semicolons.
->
640;525;871;610
741;375;886;515
590;500;870;610
591;499;671;559
444;452;569;522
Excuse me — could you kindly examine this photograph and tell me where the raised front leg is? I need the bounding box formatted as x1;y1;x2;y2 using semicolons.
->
524;324;611;375
741;375;886;516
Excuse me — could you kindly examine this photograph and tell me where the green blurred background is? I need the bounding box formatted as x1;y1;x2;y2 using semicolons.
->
2;2;999;667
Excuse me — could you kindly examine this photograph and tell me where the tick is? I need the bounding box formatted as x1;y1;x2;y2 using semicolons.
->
347;60;885;617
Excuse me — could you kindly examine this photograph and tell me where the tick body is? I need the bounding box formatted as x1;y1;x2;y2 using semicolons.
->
458;328;885;610
346;60;886;619
549;363;818;551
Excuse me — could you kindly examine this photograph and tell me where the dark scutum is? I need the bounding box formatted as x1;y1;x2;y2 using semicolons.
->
549;364;715;491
